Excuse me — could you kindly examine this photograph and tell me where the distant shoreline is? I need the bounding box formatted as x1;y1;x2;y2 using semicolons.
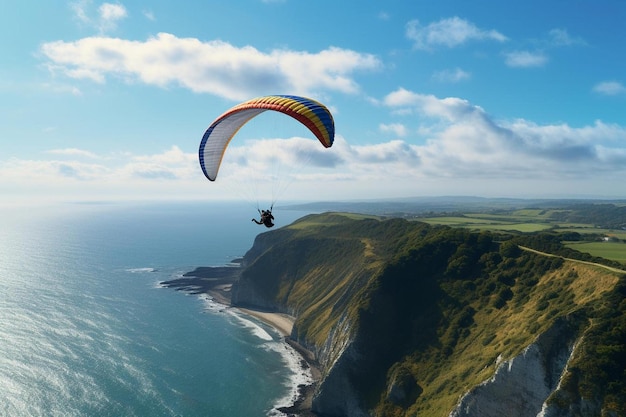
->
161;265;320;416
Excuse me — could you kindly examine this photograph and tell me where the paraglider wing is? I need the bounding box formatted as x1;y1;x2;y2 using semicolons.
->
199;95;335;181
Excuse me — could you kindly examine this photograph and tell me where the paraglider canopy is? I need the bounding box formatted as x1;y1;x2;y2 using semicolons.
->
198;95;335;181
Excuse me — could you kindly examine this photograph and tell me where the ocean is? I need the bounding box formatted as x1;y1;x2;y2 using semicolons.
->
0;201;314;417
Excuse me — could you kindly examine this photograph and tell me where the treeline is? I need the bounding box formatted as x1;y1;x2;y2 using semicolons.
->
560;279;626;414
510;233;625;270
549;203;626;229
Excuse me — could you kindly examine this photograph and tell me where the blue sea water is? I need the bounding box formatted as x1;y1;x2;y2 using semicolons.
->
0;201;314;417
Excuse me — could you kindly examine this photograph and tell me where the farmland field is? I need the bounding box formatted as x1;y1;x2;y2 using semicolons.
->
564;241;626;264
417;210;626;265
418;213;556;233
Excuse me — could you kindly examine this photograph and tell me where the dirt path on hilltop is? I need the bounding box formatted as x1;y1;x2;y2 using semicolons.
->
519;245;626;275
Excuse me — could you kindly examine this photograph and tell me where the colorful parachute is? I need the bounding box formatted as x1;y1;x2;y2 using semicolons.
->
199;95;335;181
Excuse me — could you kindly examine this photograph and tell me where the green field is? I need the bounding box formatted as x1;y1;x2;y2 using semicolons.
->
417;210;626;265
565;241;626;264
418;214;555;233
419;217;554;233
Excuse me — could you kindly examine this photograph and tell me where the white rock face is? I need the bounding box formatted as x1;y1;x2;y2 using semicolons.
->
311;314;369;417
538;393;608;417
450;344;554;417
449;319;577;417
313;344;369;417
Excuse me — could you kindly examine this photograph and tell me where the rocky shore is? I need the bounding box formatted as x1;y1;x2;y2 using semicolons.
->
161;264;320;416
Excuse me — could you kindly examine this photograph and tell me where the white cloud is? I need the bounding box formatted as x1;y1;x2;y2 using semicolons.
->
380;123;408;137
498;29;583;71
406;17;508;50
504;50;548;68
383;88;484;121
46;148;99;158
548;28;586;47
4;90;626;201
70;1;128;33
344;138;419;165
99;3;127;21
593;81;626;96
119;146;197;180
40;33;381;100
1;157;109;182
381;88;626;181
70;0;91;25
142;9;155;21
2;146;195;183
432;67;471;83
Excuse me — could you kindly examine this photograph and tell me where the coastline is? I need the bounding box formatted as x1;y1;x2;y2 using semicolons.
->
234;306;320;416
161;267;320;416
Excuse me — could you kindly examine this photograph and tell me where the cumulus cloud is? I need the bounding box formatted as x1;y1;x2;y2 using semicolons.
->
383;88;484;121
1;157;110;182
345;139;420;165
1;146;196;185
406;17;507;50
121;146;197;180
381;87;626;181
201;94;626;195
4;89;626;200
380;123;408;137
593;81;626;96
504;50;548;68
219;137;342;180
39;33;381;100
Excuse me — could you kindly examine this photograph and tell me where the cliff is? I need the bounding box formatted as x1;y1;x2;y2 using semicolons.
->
230;213;626;417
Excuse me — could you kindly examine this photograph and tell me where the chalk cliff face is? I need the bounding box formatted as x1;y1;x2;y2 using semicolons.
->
314;341;368;417
231;213;626;417
449;316;579;417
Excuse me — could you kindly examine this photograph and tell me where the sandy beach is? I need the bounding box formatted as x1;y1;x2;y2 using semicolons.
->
207;286;321;416
161;266;299;338
238;307;295;337
161;268;320;416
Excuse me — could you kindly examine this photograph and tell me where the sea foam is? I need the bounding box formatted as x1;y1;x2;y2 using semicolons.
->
228;310;275;341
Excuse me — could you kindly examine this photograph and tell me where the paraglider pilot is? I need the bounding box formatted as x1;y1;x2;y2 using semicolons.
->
252;209;274;228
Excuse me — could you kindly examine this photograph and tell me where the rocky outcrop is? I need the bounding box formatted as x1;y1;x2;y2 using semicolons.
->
538;398;606;417
230;228;296;313
230;277;281;311
449;316;581;417
308;314;366;417
313;343;368;417
386;366;422;408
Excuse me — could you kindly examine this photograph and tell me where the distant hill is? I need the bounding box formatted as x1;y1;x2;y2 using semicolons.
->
283;197;626;222
231;212;625;417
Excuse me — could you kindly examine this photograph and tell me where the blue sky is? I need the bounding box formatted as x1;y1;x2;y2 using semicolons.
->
2;0;626;204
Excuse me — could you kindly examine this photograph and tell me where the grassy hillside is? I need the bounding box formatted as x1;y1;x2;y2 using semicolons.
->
237;213;626;416
238;214;418;346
